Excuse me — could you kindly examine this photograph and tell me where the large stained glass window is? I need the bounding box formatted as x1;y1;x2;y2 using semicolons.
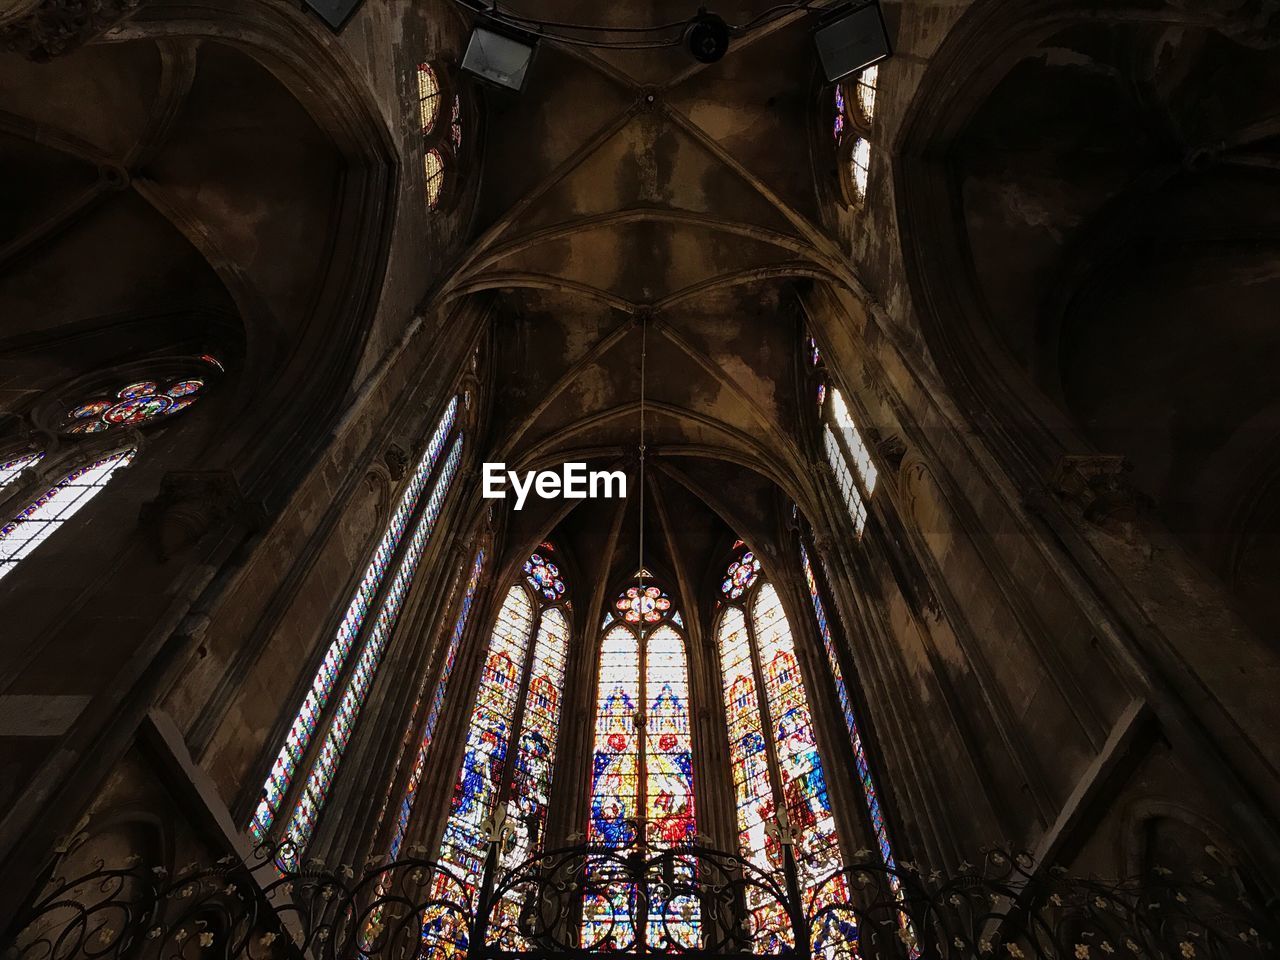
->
424;552;574;957
583;586;698;951
715;554;855;957
250;397;459;848
800;544;913;948
385;548;486;860
0;449;135;582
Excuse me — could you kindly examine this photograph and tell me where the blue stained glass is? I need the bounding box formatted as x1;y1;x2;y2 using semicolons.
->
800;546;914;950
274;434;463;861
250;398;458;841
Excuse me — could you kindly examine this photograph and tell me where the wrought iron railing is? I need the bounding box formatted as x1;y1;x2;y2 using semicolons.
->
4;817;1274;960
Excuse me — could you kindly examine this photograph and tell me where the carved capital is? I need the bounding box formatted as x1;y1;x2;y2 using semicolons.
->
0;0;139;60
876;433;908;473
383;443;410;482
1050;455;1149;532
139;470;260;560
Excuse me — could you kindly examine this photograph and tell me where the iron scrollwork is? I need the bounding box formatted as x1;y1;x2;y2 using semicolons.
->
4;826;1274;960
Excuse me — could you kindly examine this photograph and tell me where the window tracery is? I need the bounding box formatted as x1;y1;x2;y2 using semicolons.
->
822;388;879;537
833;65;880;204
0;449;135;582
250;396;462;854
714;555;855;955
415;62;465;210
0;451;43;489
425;551;574;954
584;587;698;949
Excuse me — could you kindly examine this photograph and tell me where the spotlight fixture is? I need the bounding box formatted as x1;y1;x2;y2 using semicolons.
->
684;9;730;63
461;23;538;92
813;1;891;82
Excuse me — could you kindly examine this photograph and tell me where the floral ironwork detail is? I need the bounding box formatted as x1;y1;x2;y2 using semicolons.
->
4;830;1272;960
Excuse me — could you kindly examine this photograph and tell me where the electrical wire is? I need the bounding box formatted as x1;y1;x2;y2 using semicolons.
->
637;316;647;593
453;0;831;52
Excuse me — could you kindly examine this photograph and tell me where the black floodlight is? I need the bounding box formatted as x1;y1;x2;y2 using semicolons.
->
304;0;364;32
814;2;891;82
461;23;537;92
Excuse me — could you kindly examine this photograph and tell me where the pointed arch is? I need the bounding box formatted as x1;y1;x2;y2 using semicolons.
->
0;449;135;583
583;588;699;950
713;556;856;954
424;550;576;954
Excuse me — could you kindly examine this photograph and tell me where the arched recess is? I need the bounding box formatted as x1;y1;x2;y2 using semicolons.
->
896;0;1280;639
0;0;399;511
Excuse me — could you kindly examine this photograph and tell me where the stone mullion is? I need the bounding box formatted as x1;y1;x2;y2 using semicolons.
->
807;474;964;871
314;531;469;868
739;590;792;857
686;611;738;855
490;599;545;834
543;601;601;848
544;491;629;849
769;559;875;870
264;419;463;852
361;544;470;864
403;558;507;857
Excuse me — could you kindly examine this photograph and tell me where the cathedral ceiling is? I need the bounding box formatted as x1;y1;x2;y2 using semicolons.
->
444;2;845;624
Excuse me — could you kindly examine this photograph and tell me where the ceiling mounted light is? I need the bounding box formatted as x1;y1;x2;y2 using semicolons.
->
813;2;891;82
685;9;730;63
461;23;538;92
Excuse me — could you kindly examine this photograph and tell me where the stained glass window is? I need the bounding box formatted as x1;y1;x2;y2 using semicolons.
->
855;65;878;122
584;609;699;950
824;426;867;536
450;94;463;150
830;389;878;494
0;451;43;489
385;548;486;860
279;435;463;861
817;383;827;408
716;569;855;956
425;556;574;956
833;85;846;143
809;336;822;366
721;550;761;599
418;63;441;133
425;149;446;209
850;137;870;201
435;585;537;886
250;397;458;844
0;449;134;582
523;552;564;602
615;583;672;624
62;376;207;434
800;545;913;950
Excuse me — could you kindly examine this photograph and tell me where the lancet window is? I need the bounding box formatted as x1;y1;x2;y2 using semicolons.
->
583;581;698;950
250;396;463;862
423;549;573;953
714;547;854;955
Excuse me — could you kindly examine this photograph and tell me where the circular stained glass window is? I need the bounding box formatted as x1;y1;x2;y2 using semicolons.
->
720;551;761;600
105;396;171;424
60;369;216;436
616;584;672;624
118;381;159;399
168;379;203;398
523;553;565;602
69;400;114;420
66;419;110;435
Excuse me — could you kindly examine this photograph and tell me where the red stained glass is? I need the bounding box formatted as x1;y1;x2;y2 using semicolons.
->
104;396;171;424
